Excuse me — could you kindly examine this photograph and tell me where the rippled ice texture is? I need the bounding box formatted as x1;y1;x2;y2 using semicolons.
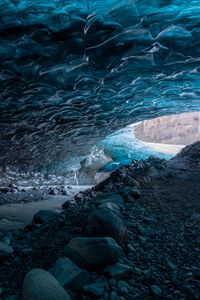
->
0;0;200;184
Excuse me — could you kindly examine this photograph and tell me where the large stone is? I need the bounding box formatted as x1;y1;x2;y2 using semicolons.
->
97;201;121;215
83;283;105;297
5;296;18;300
22;268;71;300
0;242;14;262
118;187;141;202
1;233;14;245
104;263;134;280
176;141;200;162
191;214;200;223
150;285;162;297
33;210;59;224
86;208;128;246
49;257;89;292
63;237;124;270
101;193;124;208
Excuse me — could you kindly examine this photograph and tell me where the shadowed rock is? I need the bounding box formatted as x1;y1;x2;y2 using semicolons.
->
175;141;200;162
22;268;71;300
0;242;14;262
104;262;134;280
49;257;89;292
97;201;121;215
82;283;105;297
63;237;124;270
86;208;128;246
33;210;59;224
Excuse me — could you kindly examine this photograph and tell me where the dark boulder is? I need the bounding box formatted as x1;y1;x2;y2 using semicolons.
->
22;268;71;300
0;242;14;262
82;283;105;298
33;210;59;224
49;257;89;292
97;201;121;215
104;262;134;280
86;208;128;246
63;237;124;270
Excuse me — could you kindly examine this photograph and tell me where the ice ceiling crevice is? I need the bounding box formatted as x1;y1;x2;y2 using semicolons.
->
0;0;200;175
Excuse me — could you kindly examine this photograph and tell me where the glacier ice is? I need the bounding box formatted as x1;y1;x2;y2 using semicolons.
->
0;0;200;183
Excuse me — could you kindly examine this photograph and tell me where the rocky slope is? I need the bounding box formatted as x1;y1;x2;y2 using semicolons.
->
0;142;200;299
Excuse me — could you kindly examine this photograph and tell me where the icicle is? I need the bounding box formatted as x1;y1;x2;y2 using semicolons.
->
74;171;79;186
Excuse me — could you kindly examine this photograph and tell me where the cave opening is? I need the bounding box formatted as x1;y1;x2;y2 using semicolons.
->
0;1;200;299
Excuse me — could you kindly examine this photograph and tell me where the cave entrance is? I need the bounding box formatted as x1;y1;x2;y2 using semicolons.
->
89;111;200;182
133;111;200;155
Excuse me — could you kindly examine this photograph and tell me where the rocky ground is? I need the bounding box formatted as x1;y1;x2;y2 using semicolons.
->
0;142;200;300
0;185;78;205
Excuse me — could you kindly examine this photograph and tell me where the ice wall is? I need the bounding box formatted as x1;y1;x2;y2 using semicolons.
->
0;0;200;182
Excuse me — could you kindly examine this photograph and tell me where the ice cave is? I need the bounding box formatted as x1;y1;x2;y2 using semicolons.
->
0;1;200;299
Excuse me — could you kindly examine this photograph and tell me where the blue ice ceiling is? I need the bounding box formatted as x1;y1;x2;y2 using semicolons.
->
0;0;200;181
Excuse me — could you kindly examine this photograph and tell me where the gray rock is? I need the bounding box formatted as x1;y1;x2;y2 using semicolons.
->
104;262;133;280
22;248;32;256
86;208;128;246
101;193;124;208
33;210;59;224
166;261;176;271
1;233;13;245
97;201;121;215
83;283;105;297
110;291;118;300
143;216;157;224
150;285;162;297
22;268;71;300
193;268;200;279
143;269;152;280
135;267;142;275
0;287;4;294
95;276;109;291
49;257;89;292
118;287;129;295
48;187;58;195
6;296;18;300
63;237;124;270
129;187;141;199
62;200;71;210
109;278;117;287
0;241;14;261
117;281;129;290
191;213;200;222
182;284;197;299
138;226;155;237
118;186;141;202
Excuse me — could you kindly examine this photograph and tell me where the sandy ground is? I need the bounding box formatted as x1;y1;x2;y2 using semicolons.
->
140;141;184;155
0;185;91;233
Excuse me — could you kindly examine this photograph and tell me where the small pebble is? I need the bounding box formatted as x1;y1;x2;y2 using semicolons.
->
118;287;129;295
83;283;104;297
110;291;118;300
151;285;162;297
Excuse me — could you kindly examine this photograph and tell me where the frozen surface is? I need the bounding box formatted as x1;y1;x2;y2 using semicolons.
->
0;0;200;184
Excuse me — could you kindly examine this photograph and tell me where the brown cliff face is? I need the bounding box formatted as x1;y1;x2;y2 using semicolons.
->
134;112;200;145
